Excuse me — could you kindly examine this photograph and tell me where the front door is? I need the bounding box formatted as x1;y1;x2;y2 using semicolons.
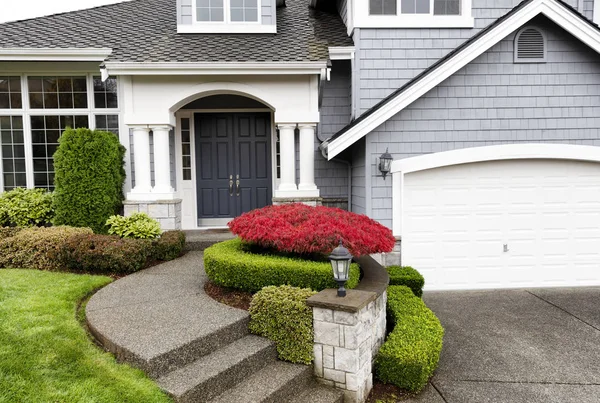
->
194;113;272;226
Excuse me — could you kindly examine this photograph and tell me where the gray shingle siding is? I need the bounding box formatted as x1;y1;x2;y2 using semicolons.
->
357;0;582;113
337;0;348;27
365;17;600;229
351;138;366;214
315;60;352;199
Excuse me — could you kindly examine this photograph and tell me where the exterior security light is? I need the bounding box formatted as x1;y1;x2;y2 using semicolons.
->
379;148;393;179
329;240;353;297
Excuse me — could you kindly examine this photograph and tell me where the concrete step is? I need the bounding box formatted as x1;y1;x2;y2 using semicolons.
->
208;360;313;403
184;230;235;251
288;383;345;403
157;335;277;403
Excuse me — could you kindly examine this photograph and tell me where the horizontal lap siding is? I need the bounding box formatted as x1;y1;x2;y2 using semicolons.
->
366;17;600;228
317;61;352;199
358;0;580;113
337;0;348;27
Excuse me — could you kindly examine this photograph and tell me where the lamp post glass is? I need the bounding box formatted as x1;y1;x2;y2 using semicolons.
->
329;241;352;297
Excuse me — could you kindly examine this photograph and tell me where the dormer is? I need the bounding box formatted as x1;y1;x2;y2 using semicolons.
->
344;0;474;32
177;0;278;34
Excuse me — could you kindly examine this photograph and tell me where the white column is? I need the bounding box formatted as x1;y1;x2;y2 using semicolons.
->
298;124;319;196
151;125;174;196
277;124;297;192
129;126;152;198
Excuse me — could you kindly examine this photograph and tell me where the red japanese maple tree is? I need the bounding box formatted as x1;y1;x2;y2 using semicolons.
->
228;204;395;257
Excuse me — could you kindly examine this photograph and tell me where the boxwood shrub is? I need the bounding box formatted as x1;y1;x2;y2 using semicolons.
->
249;285;316;364
204;238;360;293
152;231;186;261
387;266;425;297
375;286;444;392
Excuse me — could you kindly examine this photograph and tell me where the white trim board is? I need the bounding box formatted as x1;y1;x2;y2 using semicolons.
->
390;143;600;237
104;62;326;76
327;0;600;159
0;48;112;61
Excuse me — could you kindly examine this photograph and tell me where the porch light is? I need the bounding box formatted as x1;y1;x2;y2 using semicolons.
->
379;148;393;179
329;240;353;297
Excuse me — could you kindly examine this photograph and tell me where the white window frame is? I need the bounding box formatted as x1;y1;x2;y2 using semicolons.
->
0;72;122;192
355;0;474;28
178;0;277;34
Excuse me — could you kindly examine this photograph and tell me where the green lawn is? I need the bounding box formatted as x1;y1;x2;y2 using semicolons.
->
0;269;171;403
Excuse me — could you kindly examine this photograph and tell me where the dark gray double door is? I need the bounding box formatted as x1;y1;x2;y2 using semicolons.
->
195;113;272;225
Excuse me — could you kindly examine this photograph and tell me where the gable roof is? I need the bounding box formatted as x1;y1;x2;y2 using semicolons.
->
0;0;352;64
325;0;600;159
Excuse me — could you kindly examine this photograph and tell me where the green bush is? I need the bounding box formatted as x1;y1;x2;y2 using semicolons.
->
152;231;186;261
204;238;360;293
0;226;93;271
0;188;54;227
53;128;126;234
106;213;161;239
0;227;22;240
374;286;444;392
387;266;425;297
249;285;316;364
57;233;151;274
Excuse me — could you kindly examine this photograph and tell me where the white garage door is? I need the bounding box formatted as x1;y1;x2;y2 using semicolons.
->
403;159;600;290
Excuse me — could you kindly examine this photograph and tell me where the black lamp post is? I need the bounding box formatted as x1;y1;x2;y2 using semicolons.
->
329;241;353;297
379;148;393;179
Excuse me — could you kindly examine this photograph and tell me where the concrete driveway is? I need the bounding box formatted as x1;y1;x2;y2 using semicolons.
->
406;287;600;403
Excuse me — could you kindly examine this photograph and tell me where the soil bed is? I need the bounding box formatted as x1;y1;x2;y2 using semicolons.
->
204;281;253;311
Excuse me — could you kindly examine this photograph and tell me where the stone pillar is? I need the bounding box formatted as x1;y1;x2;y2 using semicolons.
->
129;126;152;199
124;199;182;230
307;288;387;403
277;124;297;193
151;125;174;196
298;124;319;196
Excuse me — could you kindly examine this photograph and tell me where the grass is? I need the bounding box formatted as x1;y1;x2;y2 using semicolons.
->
0;269;171;403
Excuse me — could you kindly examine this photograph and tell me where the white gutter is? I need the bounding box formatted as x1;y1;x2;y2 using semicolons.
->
103;61;328;76
329;46;355;60
0;48;113;61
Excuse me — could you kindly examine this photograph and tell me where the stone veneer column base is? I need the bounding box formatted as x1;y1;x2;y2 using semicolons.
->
272;197;323;207
124;199;182;230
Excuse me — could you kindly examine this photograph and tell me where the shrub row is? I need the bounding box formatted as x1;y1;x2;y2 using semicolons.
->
374;286;444;392
387;266;425;297
0;227;186;274
204;238;360;293
249;285;316;364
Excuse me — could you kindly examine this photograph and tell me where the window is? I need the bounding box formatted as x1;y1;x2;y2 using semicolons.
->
93;77;118;109
433;0;460;15
181;117;192;180
230;0;258;22
31;115;89;190
514;27;546;63
95;115;120;135
195;0;259;23
360;0;472;28
1;116;26;191
197;0;224;21
371;0;461;16
370;0;397;15
0;77;22;109
28;76;87;109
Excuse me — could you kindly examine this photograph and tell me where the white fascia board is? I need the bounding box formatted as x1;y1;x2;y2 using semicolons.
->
104;61;326;76
177;24;277;34
327;0;600;160
0;48;112;61
329;46;355;60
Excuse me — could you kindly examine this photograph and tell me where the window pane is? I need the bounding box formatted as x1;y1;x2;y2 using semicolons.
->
211;7;224;21
402;0;430;14
0;76;22;110
181;118;192;180
93;76;118;109
28;76;87;109
95;114;119;135
434;0;460;15
231;8;244;21
245;8;258;21
197;0;224;21
0;116;26;191
370;0;396;15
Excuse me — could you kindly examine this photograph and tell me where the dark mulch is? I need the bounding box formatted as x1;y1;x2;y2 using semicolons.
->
367;381;412;402
204;281;253;311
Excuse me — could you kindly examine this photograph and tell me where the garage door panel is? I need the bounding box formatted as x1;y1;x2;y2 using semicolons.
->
402;159;600;290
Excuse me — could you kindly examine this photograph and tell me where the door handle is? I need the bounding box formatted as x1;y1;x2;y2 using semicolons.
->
236;174;240;196
229;175;234;196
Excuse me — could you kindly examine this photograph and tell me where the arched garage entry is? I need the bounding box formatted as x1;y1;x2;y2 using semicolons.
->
391;144;600;291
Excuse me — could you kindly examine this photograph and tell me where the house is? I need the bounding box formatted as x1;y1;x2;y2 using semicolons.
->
1;0;600;290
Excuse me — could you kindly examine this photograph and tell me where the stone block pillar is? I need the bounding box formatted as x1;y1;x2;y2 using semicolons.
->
307;288;387;403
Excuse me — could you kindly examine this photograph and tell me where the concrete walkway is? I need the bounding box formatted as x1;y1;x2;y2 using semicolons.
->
407;287;600;403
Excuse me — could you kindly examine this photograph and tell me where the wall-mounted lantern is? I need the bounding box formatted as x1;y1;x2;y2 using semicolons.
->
379;148;393;179
329;241;353;297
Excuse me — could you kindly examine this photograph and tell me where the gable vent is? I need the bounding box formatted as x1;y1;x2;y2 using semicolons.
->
515;27;546;63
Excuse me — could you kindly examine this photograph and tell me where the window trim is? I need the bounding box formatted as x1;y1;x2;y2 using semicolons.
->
179;0;276;33
356;0;474;28
193;0;261;24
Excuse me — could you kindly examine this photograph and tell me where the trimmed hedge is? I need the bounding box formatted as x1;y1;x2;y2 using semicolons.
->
249;285;316;364
152;231;186;261
0;226;93;271
204;238;360;293
53;128;126;233
375;286;444;392
57;234;151;274
387;266;425;297
0;188;54;228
